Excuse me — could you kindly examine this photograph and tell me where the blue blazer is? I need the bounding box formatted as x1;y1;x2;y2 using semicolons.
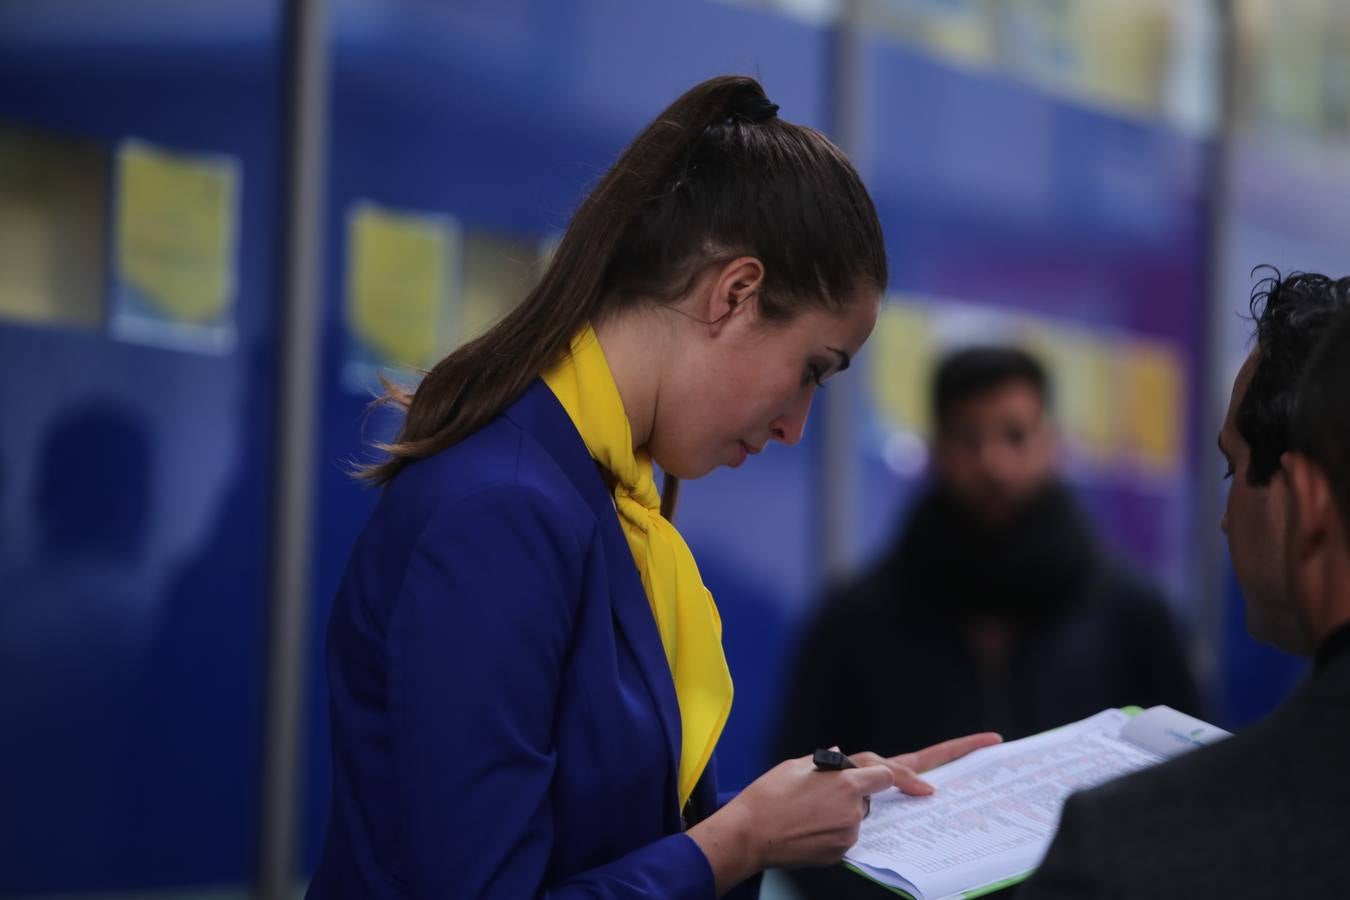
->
308;380;759;899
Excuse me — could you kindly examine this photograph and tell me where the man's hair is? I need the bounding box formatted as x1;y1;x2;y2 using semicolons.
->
932;345;1049;428
1289;308;1350;538
1239;269;1350;486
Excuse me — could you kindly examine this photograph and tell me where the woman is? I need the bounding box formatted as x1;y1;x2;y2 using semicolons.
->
308;75;999;899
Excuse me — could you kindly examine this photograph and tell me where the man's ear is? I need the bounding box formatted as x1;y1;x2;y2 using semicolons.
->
1283;451;1332;565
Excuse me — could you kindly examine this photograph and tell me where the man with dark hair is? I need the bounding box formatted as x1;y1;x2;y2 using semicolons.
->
930;347;1052;524
776;344;1202;899
1023;271;1350;898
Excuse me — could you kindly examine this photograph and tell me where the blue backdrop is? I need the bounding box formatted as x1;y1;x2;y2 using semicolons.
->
0;1;1313;894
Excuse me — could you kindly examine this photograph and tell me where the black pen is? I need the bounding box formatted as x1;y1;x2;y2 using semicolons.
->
812;748;856;771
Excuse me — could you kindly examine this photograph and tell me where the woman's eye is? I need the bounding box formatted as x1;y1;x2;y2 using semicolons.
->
807;364;825;388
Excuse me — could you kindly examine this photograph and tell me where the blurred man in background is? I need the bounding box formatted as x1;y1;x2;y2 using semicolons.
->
1023;272;1350;898
775;345;1202;899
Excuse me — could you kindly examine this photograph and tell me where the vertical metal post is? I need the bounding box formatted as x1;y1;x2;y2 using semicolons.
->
259;0;328;896
1194;0;1238;698
819;0;867;581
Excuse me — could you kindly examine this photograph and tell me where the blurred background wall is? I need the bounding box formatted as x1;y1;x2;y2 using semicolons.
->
0;0;1347;896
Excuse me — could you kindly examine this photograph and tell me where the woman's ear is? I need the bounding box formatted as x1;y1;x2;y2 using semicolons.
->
705;256;764;326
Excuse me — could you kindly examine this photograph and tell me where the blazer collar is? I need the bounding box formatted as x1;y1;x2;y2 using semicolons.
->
505;379;685;818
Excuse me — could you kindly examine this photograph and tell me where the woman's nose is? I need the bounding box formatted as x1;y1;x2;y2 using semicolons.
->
770;397;811;446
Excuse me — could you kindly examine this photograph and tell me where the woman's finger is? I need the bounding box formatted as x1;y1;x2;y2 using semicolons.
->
888;762;935;796
894;732;1002;773
843;762;896;797
846;749;937;794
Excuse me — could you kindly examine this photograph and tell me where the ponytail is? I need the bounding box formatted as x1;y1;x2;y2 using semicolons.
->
360;74;885;485
360;76;775;485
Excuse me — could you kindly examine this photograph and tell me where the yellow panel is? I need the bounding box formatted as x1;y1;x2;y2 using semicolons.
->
912;0;1000;68
116;140;237;325
860;0;1000;69
1069;0;1171;113
346;202;457;369
0;127;106;327
1118;339;1186;475
461;232;541;344
869;300;934;435
1004;0;1171;116
1017;319;1118;464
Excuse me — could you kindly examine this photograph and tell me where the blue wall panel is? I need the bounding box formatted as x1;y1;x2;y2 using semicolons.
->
0;2;284;893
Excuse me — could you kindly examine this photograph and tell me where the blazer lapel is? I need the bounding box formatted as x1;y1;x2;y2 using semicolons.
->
506;381;684;819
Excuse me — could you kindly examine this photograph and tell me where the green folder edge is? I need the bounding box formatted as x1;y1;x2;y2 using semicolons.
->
842;705;1145;899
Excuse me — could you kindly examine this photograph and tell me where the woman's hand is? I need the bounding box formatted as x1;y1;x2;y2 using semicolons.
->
688;753;891;894
688;732;1002;896
848;731;1003;796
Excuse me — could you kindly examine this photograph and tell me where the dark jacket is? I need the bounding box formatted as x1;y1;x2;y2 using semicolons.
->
775;484;1203;899
1022;624;1350;899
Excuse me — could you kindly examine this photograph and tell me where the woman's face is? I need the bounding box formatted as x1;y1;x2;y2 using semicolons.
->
649;288;880;479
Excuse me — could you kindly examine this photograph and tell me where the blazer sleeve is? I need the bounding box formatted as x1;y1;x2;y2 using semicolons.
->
387;483;716;899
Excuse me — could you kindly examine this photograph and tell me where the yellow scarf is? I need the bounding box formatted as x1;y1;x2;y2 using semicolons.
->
542;325;733;807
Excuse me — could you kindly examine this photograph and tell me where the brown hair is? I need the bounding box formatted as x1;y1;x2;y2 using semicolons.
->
361;74;887;485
